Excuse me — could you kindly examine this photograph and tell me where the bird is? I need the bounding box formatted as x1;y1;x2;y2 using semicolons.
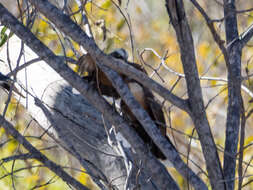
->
78;49;168;160
0;72;25;98
77;52;120;98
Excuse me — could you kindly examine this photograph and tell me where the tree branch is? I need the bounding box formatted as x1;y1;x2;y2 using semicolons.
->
99;65;206;189
190;0;229;64
165;1;225;190
223;1;242;189
240;23;253;48
0;4;178;189
23;0;208;188
0;115;90;190
26;0;190;114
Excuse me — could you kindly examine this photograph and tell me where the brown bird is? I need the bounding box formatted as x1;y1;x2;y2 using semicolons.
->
77;52;120;98
78;49;168;159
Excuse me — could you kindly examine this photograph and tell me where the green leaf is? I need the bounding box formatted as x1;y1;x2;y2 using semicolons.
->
0;34;7;47
1;26;7;35
0;27;8;47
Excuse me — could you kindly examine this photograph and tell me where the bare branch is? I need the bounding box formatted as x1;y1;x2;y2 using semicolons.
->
222;1;242;189
99;65;205;189
190;0;229;65
240;23;253;48
23;0;208;188
165;0;225;189
0;4;179;189
0;115;90;190
25;0;190;114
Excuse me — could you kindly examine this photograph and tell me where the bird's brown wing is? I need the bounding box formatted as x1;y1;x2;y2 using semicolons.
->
123;62;167;137
77;53;96;75
144;89;167;137
119;79;167;159
78;53;169;159
78;53;119;98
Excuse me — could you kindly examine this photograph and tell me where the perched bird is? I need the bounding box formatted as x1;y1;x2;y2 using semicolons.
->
0;72;25;98
77;52;120;98
78;49;168;159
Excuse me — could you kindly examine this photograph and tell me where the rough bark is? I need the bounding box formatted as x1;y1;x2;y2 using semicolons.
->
0;4;179;190
223;1;242;189
165;1;225;190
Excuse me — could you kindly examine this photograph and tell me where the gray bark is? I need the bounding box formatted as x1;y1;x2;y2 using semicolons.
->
165;1;225;190
0;4;178;189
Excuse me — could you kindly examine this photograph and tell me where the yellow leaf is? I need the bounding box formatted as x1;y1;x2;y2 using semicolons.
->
85;1;92;11
184;127;195;137
210;80;217;86
37;19;49;34
25;175;40;184
247;12;253;25
101;0;111;9
66;49;74;57
151;21;160;32
198;42;210;58
0;127;5;138
78;169;99;189
245;135;253;146
7;139;18;153
136;6;142;14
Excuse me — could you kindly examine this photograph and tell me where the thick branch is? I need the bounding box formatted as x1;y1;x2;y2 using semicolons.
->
99;65;206;189
0;4;177;189
26;0;190;114
24;0;208;188
223;1;242;189
165;1;225;190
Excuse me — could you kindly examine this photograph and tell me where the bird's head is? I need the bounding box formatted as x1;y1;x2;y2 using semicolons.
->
109;48;128;61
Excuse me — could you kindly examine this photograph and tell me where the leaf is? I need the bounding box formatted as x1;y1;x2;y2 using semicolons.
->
78;169;99;189
0;27;8;47
1;26;7;35
198;42;210;58
245;136;253;146
0;34;7;47
101;0;111;9
116;18;126;31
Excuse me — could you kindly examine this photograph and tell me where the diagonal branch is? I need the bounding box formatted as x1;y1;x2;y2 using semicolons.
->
99;65;206;189
191;0;253;51
23;0;207;188
189;0;229;65
26;0;190;114
0;4;178;189
240;22;253;48
0;115;90;190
